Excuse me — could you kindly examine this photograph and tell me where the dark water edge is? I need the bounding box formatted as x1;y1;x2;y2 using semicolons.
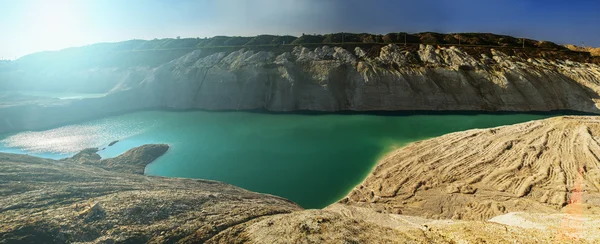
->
3;104;593;134
244;108;595;116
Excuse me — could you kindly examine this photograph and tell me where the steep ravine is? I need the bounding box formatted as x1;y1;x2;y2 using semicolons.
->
2;44;600;133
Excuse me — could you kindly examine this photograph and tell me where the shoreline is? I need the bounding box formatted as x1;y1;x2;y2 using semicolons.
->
0;110;575;209
326;140;410;209
2;115;598;243
1;105;590;134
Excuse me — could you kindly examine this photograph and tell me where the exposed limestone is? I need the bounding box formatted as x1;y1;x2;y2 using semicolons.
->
127;44;600;114
0;146;302;243
3;44;600;133
354;47;367;59
208;207;574;243
69;144;170;174
342;116;600;221
489;212;600;240
566;44;600;57
418;44;443;65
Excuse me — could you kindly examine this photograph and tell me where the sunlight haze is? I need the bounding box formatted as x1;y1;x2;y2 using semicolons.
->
1;0;599;58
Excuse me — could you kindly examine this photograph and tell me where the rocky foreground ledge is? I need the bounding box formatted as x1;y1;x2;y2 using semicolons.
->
3;118;600;243
0;145;303;243
344;116;600;219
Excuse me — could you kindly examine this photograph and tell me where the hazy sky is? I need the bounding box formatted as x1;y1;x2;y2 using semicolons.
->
1;0;599;59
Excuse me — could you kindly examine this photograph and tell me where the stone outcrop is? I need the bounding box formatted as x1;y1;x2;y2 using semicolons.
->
134;44;600;113
566;44;600;57
0;145;302;243
3;139;600;243
208;206;569;243
68;144;169;174
343;116;600;221
2;43;600;133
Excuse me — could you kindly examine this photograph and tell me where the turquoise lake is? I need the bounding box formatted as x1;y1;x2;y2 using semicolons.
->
0;90;107;99
0;110;558;208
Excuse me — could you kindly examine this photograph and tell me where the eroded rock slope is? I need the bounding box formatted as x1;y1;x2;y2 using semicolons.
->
3;44;600;133
343;116;600;221
134;44;600;113
3;120;600;242
0;145;302;243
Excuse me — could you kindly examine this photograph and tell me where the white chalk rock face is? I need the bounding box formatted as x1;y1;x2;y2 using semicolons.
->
2;44;600;133
127;44;600;114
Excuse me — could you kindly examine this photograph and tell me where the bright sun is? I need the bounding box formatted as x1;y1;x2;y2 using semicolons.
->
26;0;85;50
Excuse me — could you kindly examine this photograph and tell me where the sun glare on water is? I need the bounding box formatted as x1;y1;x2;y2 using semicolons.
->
1;121;149;155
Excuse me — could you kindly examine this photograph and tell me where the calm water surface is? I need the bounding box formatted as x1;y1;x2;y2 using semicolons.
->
0;111;557;208
0;90;107;99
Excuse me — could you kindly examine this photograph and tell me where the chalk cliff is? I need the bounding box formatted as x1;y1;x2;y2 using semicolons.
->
2;35;600;133
133;44;600;114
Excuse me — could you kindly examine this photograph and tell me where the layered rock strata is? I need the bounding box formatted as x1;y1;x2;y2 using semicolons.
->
343;116;600;222
3;44;600;133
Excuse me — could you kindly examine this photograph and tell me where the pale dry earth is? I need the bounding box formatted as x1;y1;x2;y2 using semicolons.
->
0;146;302;243
566;45;600;57
343;116;600;222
